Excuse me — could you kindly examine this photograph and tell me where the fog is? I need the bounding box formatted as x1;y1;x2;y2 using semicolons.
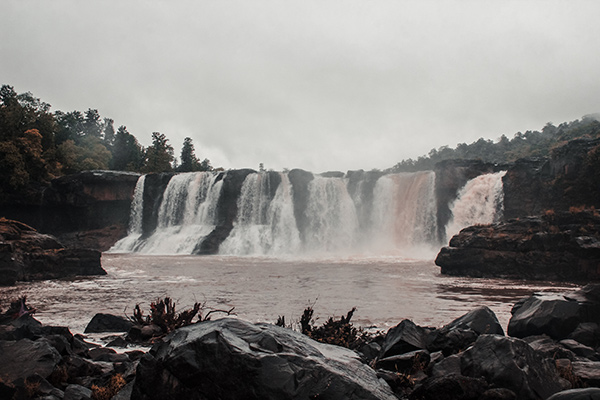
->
2;1;600;172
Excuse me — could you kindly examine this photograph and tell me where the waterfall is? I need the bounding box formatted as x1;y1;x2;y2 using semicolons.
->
112;168;508;258
110;175;145;252
128;175;145;235
369;171;438;255
220;172;301;255
445;170;507;242
109;172;222;254
303;176;360;253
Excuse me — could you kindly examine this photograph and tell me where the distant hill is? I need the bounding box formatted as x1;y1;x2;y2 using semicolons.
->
388;114;600;172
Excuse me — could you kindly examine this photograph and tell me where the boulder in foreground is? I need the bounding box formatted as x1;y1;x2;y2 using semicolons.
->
132;317;396;400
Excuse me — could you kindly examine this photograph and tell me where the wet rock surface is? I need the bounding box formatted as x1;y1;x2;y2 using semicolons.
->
3;286;600;399
436;210;600;281
132;318;396;400
0;218;105;286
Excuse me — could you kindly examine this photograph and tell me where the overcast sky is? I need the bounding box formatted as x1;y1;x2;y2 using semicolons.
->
2;1;600;173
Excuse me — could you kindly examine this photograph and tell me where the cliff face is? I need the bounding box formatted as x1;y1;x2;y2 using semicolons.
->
435;210;600;281
0;171;140;250
0;218;105;286
503;138;600;219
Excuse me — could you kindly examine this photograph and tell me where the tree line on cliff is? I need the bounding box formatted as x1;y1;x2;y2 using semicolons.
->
390;114;600;172
0;84;214;196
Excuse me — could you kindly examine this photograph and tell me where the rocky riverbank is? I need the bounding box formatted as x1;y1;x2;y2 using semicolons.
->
2;285;600;399
0;218;105;286
436;209;600;281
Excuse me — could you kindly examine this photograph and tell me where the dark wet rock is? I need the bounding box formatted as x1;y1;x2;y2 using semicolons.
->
0;339;62;382
106;335;129;348
436;210;600;281
568;322;600;348
441;306;504;335
509;285;600;342
0;380;16;399
428;327;479;357
508;294;581;340
431;353;462;377
548;388;600;400
524;335;576;360
85;313;134;333
559;339;599;360
63;383;93;400
571;361;600;386
112;380;136;400
0;218;105;285
12;373;64;399
427;306;503;356
479;388;518;400
460;334;562;400
132;318;396;400
408;374;488;400
378;319;430;359
376;349;430;374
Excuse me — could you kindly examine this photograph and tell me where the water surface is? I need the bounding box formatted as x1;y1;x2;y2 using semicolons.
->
0;254;578;334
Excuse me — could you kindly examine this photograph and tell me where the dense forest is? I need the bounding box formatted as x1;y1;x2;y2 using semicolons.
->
389;114;600;172
0;85;213;197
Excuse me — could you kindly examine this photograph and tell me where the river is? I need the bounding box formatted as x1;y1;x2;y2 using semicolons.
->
0;254;578;334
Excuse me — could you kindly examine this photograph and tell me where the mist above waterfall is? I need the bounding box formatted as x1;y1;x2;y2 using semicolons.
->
111;169;507;258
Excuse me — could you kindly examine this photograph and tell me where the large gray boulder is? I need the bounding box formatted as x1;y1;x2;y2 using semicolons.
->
508;285;600;341
132;318;395;400
461;335;562;400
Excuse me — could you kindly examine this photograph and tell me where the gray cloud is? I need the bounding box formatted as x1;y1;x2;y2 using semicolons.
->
2;0;600;172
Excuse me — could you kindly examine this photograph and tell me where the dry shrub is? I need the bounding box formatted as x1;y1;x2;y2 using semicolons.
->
299;307;375;350
131;297;235;337
91;374;127;400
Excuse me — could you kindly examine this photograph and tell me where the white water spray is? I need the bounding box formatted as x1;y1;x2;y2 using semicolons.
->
303;176;360;253
445;170;507;242
110;172;222;254
220;173;301;255
369;171;438;256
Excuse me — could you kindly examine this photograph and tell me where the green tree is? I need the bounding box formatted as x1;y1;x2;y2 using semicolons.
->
103;118;115;148
178;137;201;172
142;132;174;173
111;125;144;171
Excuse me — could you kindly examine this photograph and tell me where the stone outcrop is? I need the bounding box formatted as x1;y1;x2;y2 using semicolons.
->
0;309;139;400
0;218;105;286
503;138;600;220
435;209;600;281
508;284;600;344
1;170;140;251
132;318;396;400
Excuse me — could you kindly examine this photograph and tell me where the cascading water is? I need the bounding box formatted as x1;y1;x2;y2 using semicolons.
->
303;176;360;253
369;171;438;256
445;170;507;242
110;172;222;254
110;175;146;252
219;172;301;255
112;168;507;258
